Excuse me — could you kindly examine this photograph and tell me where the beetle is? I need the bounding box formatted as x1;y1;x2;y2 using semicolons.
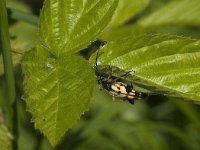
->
95;49;146;104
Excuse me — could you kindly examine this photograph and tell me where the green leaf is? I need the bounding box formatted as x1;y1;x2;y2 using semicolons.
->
39;0;118;55
0;113;12;150
139;0;200;28
90;34;200;102
111;0;150;27
22;45;94;145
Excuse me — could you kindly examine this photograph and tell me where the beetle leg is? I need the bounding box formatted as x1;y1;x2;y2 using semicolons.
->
107;66;113;79
112;96;115;101
98;84;103;90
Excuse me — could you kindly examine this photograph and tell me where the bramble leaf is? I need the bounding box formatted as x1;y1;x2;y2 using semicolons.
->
22;45;94;145
90;34;200;102
39;0;118;55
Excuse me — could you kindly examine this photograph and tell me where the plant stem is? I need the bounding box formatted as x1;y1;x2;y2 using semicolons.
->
0;0;17;150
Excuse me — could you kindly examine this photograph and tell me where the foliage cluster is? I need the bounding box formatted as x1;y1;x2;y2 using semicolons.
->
0;0;200;149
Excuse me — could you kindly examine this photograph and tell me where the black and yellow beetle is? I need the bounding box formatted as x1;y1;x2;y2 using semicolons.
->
94;49;146;104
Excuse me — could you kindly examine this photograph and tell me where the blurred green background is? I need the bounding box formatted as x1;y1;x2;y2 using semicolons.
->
1;0;200;149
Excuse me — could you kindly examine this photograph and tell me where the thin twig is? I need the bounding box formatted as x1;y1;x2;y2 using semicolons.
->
11;48;25;55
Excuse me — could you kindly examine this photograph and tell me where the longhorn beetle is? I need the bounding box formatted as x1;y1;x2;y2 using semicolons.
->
95;49;146;104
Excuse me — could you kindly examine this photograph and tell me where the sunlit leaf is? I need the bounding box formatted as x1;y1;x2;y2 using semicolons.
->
90;34;200;102
22;45;94;145
39;0;118;55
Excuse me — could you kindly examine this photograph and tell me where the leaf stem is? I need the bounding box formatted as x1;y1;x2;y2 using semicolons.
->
7;8;39;26
0;0;17;150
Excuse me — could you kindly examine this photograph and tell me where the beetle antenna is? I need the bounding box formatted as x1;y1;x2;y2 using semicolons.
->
113;70;134;82
95;48;100;74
